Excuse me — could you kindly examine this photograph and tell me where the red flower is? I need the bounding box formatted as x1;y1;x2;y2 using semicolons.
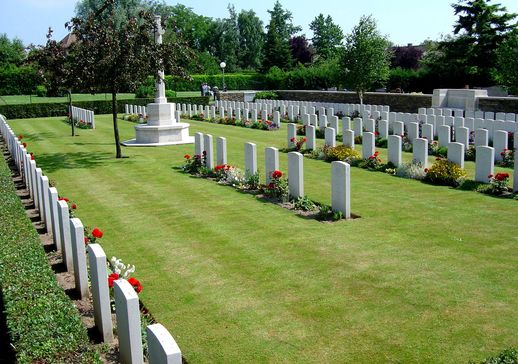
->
71;203;77;209
108;273;119;288
184;154;191;160
494;172;509;181
302;137;307;142
374;131;379;136
18;134;23;140
500;151;505;156
59;197;69;202
22;142;27;148
268;182;275;189
128;277;143;293
84;237;89;245
374;151;379;157
272;170;283;179
30;153;34;160
369;156;375;160
215;164;228;172
92;227;103;239
290;137;296;142
424;168;429;173
488;174;494;179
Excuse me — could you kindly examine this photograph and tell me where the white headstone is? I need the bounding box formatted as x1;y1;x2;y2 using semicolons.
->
48;187;61;250
493;130;508;161
287;123;297;148
475;146;494;183
422;123;434;141
203;134;214;169
87;243;114;343
362;132;375;160
378;120;388;139
388;135;402;167
364;118;375;133
70;218;89;299
194;132;204;156
288;152;304;199
147;324;182;364
331;161;351;218
41;176;51;233
342;117;351;131
306;125;316;150
413;138;428;167
354;118;363;136
343;130;355;149
216;137;227;165
57;200;73;271
114;279;143;364
408;122;419;142
325;127;336;148
244;142;257;176
438;125;451;147
448;142;465;169
265;147;279;184
393;121;404;136
456;126;469;148
475;128;488;147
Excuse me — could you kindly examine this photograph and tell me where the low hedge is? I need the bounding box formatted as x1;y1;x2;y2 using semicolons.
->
0;152;98;362
0;96;210;119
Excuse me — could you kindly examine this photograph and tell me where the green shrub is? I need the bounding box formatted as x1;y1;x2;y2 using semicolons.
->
0;156;98;362
395;161;427;180
165;90;177;98
424;158;467;186
34;85;47;97
0;65;41;95
135;84;154;98
254;91;279;101
476;347;518;364
323;145;361;162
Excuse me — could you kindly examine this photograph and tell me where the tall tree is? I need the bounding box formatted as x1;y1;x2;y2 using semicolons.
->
451;0;517;85
263;1;301;71
309;14;343;62
54;0;193;158
494;30;518;94
237;10;264;70
289;36;314;65
390;45;423;69
0;34;25;67
339;15;391;104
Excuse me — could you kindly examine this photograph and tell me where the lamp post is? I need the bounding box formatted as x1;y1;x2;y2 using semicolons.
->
220;61;226;91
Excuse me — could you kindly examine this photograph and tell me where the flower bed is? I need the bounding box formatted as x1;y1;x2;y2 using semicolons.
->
181;154;354;221
186;113;279;131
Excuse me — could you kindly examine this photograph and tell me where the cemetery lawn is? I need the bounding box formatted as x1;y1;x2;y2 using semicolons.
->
9;115;517;363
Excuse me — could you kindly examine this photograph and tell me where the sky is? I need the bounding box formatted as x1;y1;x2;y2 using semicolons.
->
1;0;518;47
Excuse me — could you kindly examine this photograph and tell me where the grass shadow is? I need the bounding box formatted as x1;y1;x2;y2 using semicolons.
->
32;151;119;173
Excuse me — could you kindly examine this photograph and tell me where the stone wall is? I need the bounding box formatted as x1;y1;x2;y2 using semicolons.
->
478;96;518;113
220;92;245;102
221;90;518;114
276;90;432;113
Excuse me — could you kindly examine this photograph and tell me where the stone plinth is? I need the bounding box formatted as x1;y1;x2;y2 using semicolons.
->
123;102;194;147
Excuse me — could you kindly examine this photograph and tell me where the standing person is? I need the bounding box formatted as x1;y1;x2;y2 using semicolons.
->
200;83;204;96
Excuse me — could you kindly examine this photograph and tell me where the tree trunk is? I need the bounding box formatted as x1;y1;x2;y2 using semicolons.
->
112;91;122;158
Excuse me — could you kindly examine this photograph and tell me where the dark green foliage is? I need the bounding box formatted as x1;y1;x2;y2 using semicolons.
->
309;14;343;62
494;30;518;94
0;96;209;119
165;73;267;91
254;91;279;100
339;15;391;103
0;65;41;95
0;155;98;363
263;1;301;71
476;347;518;364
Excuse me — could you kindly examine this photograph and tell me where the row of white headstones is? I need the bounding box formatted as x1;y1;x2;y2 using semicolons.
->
285;120;518;188
70;106;95;128
0;115;182;364
124;104;147;117
193;132;352;218
295;115;515;162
